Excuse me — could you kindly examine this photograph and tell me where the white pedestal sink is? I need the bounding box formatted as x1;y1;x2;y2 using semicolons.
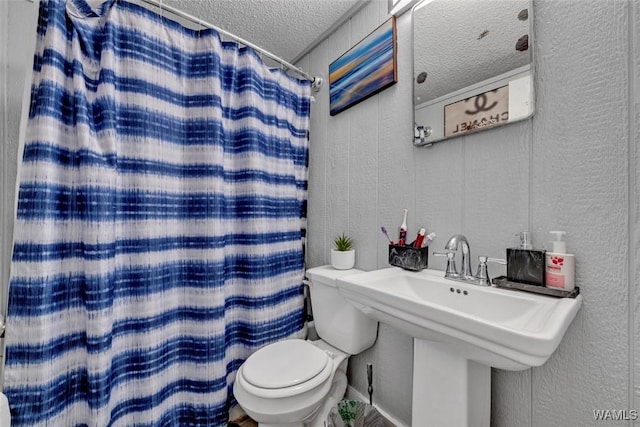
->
336;267;582;427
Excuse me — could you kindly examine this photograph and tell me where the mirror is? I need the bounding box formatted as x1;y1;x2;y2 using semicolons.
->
412;0;534;145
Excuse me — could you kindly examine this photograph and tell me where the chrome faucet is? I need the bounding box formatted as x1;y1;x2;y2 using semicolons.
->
438;235;505;287
444;234;473;279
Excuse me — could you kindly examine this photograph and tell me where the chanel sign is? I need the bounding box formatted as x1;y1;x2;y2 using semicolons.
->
444;85;509;137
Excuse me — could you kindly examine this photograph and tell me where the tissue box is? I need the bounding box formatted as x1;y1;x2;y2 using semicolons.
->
388;244;429;271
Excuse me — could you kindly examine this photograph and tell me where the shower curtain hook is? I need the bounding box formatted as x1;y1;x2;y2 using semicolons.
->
159;0;164;18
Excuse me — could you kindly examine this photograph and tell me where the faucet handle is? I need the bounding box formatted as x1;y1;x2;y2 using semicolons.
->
475;256;507;286
433;251;458;277
475;256;491;286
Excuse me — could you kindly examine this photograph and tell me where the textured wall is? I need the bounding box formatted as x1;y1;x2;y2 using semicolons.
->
0;0;39;385
0;0;7;319
297;1;416;422
300;0;639;426
632;0;640;420
1;0;38;314
1;1;32;309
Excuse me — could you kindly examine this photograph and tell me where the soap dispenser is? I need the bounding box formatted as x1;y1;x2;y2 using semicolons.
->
545;231;575;291
506;231;546;286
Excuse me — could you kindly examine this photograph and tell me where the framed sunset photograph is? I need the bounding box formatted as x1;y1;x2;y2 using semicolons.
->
329;17;397;116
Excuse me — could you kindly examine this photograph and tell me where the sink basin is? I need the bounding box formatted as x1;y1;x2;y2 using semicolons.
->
337;267;582;370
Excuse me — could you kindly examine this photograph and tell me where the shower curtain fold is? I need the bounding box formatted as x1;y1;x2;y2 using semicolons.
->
3;0;311;425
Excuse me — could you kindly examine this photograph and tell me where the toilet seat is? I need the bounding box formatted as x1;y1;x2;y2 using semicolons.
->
237;339;334;399
243;339;329;389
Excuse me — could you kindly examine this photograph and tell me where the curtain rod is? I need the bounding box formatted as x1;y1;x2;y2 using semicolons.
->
136;0;323;91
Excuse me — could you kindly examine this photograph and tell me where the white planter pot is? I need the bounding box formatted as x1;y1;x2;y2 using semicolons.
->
331;249;355;270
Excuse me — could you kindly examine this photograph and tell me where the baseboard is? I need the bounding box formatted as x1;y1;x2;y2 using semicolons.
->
345;385;410;427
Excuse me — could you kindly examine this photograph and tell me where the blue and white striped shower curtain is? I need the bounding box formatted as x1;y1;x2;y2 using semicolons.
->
3;0;311;425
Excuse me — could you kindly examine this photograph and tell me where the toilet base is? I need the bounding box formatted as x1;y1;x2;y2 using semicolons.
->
305;368;347;427
252;369;347;427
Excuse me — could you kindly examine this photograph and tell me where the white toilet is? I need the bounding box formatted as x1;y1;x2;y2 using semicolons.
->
0;392;10;426
233;266;378;427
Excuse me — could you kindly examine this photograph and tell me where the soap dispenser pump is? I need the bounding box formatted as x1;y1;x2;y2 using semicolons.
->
545;231;575;291
506;231;546;286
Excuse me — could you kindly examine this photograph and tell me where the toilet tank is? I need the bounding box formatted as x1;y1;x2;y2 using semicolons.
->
305;266;378;355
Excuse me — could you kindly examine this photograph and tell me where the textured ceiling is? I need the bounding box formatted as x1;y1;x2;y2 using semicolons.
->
157;0;365;63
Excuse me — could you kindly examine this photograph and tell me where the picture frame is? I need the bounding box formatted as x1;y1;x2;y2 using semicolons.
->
329;17;397;116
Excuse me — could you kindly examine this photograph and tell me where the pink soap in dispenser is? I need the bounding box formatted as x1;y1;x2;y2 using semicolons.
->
545;231;575;291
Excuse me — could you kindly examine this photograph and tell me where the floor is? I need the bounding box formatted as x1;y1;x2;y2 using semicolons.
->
229;407;398;427
228;415;258;427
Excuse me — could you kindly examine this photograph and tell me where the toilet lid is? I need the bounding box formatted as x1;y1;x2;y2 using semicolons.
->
242;339;329;389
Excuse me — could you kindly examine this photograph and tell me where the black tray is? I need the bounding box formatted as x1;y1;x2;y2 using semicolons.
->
492;276;580;298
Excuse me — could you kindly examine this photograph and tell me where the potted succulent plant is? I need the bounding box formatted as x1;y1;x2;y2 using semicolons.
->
331;233;355;270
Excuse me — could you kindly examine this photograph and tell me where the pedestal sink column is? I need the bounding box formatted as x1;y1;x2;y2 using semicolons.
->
412;339;490;427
